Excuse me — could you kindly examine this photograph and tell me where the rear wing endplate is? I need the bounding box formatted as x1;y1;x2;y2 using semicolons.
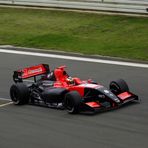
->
13;64;50;83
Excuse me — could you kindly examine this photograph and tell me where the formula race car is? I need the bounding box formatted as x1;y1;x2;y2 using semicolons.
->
10;64;140;114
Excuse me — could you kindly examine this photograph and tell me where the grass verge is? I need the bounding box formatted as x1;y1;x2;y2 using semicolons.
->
0;7;148;61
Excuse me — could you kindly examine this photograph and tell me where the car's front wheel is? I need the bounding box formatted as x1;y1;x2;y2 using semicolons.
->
64;91;81;114
109;79;129;95
10;83;29;105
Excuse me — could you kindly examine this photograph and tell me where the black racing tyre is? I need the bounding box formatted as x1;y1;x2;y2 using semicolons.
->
10;83;29;105
109;79;129;95
64;91;81;114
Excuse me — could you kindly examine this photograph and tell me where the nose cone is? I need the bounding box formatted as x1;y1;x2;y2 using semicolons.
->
97;87;121;103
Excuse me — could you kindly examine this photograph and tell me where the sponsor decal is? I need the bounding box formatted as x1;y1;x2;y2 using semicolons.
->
21;65;47;78
80;83;102;89
104;90;110;94
28;67;43;74
109;93;114;97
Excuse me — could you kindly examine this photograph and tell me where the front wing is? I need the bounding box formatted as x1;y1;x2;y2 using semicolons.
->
81;91;139;113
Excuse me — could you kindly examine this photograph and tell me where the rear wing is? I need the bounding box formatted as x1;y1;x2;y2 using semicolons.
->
13;64;50;83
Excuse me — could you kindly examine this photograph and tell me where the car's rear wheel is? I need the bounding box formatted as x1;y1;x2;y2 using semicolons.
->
109;79;129;95
64;91;81;114
10;83;29;105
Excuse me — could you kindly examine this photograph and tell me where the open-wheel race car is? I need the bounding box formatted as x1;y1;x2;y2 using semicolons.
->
10;64;140;114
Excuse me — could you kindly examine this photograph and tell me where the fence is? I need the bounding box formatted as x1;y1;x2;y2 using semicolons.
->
0;0;148;14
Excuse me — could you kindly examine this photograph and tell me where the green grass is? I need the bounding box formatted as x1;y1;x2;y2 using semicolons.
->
0;7;148;61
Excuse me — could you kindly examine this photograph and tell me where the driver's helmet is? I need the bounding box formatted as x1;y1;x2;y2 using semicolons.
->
66;77;75;85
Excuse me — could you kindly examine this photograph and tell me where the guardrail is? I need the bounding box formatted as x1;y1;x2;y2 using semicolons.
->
0;0;148;14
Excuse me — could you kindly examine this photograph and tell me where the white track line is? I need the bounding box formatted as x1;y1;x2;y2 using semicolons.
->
0;98;12;108
0;97;12;108
0;102;13;108
0;48;148;68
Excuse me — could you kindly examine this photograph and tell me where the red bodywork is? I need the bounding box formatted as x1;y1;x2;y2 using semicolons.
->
52;66;85;96
118;92;132;101
52;66;102;96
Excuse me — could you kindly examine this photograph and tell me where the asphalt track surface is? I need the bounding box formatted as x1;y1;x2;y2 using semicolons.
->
0;49;148;148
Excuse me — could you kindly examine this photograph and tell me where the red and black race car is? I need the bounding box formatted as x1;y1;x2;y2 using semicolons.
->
10;64;140;114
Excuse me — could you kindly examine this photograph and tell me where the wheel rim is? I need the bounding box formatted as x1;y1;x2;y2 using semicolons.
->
110;83;120;94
